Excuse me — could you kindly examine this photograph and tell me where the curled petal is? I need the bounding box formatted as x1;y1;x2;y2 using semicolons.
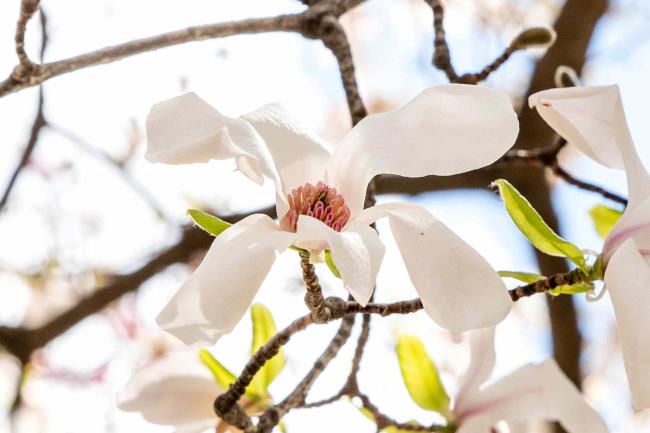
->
454;327;497;415
455;359;608;433
529;85;650;207
295;216;385;306
157;215;294;345
146;93;277;185
327;84;519;217
242;104;332;220
603;196;650;258
241;104;332;195
118;351;219;427
605;238;650;409
354;203;511;332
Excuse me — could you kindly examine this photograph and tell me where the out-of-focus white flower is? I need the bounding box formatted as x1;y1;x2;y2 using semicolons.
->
146;85;520;345
451;328;608;433
118;351;223;433
530;84;650;409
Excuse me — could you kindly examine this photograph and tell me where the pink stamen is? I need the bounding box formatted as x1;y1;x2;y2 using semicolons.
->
282;181;351;232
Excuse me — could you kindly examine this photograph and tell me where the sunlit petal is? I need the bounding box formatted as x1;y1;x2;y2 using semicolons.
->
242;103;332;200
295;216;384;306
605;238;650;409
454;327;496;414
354;202;511;332
146;92;277;185
327;84;519;217
456;359;608;433
118;351;218;427
157;214;294;345
529;85;650;207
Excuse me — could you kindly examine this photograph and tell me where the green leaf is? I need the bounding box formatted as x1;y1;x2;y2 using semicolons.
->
589;205;623;239
549;282;594;297
198;348;236;389
498;270;544;284
396;335;450;417
493;179;586;270
249;304;286;399
325;250;341;278
187;209;231;237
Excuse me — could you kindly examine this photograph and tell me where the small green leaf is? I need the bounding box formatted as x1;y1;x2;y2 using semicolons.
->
249;304;286;399
396;335;450;417
187;209;231;237
198;348;236;389
325;250;341;278
589;205;623;239
498;270;544;284
493;179;586;270
549;282;594;297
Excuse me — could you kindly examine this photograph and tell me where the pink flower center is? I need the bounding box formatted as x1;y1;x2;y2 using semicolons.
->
284;181;351;232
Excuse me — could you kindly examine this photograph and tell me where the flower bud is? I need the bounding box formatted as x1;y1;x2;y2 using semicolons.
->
510;27;557;50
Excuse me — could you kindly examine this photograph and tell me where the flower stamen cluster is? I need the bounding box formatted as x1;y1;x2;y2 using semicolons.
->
284;181;350;232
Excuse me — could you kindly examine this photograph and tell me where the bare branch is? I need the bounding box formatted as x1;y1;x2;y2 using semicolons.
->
13;0;41;76
0;13;304;98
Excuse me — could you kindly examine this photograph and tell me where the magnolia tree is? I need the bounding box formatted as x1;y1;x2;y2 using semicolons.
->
0;0;645;432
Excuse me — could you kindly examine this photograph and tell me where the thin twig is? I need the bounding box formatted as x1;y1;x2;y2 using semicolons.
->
551;160;628;206
509;267;592;301
13;0;41;76
1;7;48;212
425;0;457;81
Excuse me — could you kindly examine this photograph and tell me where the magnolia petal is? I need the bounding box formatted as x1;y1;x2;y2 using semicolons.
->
295;216;384;306
242;104;332;221
603;196;650;258
327;84;519;216
354;203;511;332
118;351;219;427
529;85;650;207
174;422;217;433
156;214;294;345
146;93;277;185
455;359;608;433
604;238;650;409
454;328;497;415
242;103;332;195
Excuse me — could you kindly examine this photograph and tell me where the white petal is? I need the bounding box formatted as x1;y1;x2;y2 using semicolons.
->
604;238;650;409
157;214;294;345
241;103;332;195
354;203;511;332
327;84;519;216
529;85;650;206
118;351;219;427
454;327;497;415
242;104;332;220
145;93;277;185
603;196;650;258
295;216;385;306
455;359;608;433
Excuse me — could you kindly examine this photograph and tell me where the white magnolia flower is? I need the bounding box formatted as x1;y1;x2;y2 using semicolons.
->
147;84;519;345
529;84;650;409
118;351;225;433
451;328;608;433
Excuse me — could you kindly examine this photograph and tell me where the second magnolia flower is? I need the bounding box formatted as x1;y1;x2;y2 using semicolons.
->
146;84;519;345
